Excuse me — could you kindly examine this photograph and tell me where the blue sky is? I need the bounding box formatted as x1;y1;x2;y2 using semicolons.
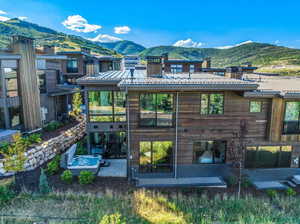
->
0;0;300;48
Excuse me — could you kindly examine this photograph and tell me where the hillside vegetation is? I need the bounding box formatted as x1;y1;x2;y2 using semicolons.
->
97;40;146;55
0;18;117;55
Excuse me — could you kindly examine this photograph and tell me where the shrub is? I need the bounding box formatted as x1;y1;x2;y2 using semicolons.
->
286;188;296;196
226;175;238;186
46;156;60;175
76;138;87;155
43;121;63;132
39;169;51;195
266;189;277;198
241;176;251;188
99;213;125;224
0;185;15;206
27;133;42;145
78;171;95;185
61;170;73;184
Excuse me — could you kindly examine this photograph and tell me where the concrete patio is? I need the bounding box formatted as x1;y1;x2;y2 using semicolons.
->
98;159;127;177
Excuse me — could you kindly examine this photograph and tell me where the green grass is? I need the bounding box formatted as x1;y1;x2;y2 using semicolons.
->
0;189;300;223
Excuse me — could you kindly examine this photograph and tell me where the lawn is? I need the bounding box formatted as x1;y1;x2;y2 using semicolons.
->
1;186;300;224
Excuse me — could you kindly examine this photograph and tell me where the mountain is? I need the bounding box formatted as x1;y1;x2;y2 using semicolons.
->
0;18;117;55
140;43;300;74
96;40;146;55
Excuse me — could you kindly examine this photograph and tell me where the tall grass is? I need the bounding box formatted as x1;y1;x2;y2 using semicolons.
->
0;189;300;223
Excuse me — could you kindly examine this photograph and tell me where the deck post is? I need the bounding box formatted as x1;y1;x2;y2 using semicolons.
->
175;92;179;178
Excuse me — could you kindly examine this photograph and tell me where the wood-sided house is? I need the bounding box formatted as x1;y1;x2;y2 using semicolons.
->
78;56;300;181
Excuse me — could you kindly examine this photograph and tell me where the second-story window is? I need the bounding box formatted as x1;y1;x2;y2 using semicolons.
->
190;64;195;73
170;64;183;73
140;93;174;127
250;101;262;113
283;101;300;134
67;59;78;73
4;68;18;97
200;93;224;115
88;91;126;122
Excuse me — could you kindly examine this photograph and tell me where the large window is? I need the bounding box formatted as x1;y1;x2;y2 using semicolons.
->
193;141;226;164
250;101;262;113
9;106;21;128
200;93;224;115
88;91;126;122
170;64;183;73
67;59;78;73
190;64;195;73
283;102;300;134
140;93;174;127
139;141;173;173
4;68;18;97
245;145;292;168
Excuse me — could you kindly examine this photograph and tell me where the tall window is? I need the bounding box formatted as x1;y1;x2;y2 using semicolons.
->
200;93;224;115
9;106;21;128
283;102;300;134
190;64;195;73
140;93;174;127
139;141;173;173
4;68;18;97
170;64;183;73
250;101;262;113
37;71;46;93
67;59;78;73
193;141;226;164
88;91;126;122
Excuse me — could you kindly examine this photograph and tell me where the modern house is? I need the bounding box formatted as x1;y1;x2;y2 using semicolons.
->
122;55;141;70
78;54;300;183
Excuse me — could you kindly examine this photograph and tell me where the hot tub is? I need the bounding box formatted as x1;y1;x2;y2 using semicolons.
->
67;155;102;175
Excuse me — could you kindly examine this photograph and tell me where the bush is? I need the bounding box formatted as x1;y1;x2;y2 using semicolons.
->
39;169;51;195
0;185;15;206
43;121;63;132
61;170;73;184
226;175;238;186
99;213;125;224
286;188;296;196
78;171;95;185
241;176;251;188
27;133;42;145
266;189;278;198
76;138;87;155
46;155;60;175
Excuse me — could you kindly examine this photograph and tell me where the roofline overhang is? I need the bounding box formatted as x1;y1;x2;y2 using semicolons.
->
0;54;21;60
243;90;280;98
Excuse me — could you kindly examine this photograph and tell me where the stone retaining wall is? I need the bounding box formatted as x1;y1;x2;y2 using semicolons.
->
0;121;86;176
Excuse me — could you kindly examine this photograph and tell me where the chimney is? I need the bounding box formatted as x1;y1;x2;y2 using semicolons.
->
225;66;243;79
146;56;162;77
203;57;211;68
11;35;42;131
43;45;55;54
81;47;91;54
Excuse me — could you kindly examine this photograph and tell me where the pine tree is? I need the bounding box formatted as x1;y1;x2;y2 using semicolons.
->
39;168;51;195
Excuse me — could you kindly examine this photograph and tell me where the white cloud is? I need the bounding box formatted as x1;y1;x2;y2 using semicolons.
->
18;16;27;21
0;10;7;15
114;26;131;34
88;34;122;43
62;15;101;33
215;40;254;49
274;40;280;45
0;16;10;21
173;38;203;48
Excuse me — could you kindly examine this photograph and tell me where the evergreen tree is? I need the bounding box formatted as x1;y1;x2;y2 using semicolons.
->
39;168;51;194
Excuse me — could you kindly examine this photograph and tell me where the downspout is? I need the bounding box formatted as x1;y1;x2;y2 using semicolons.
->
126;86;131;181
175;92;179;178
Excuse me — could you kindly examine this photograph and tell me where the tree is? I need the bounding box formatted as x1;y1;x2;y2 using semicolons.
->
1;133;26;173
70;91;83;118
39;168;51;194
228;119;248;199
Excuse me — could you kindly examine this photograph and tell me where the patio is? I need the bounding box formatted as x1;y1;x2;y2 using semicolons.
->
98;159;127;177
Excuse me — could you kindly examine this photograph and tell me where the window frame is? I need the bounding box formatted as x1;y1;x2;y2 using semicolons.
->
282;101;300;135
88;90;127;123
66;59;79;73
200;93;224;115
139;140;173;173
249;100;262;113
193;140;227;164
139;93;175;128
170;64;183;73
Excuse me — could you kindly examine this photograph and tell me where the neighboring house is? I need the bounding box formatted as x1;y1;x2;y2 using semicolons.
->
97;56;122;72
78;56;300;181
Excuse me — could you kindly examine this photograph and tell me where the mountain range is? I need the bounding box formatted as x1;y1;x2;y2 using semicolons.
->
1;18;300;75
